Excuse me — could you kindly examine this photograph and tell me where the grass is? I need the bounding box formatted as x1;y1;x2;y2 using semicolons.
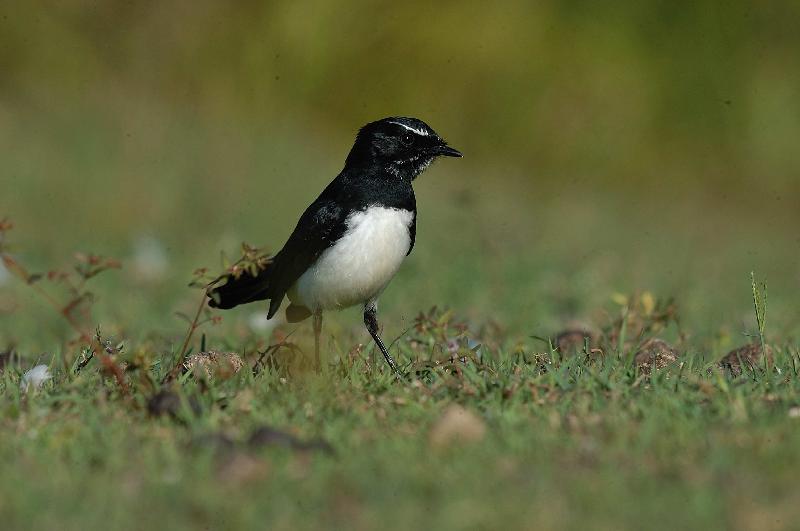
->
2;3;800;526
1;107;799;530
2;319;800;530
2;247;800;531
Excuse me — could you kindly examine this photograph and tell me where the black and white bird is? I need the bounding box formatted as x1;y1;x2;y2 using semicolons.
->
207;117;461;375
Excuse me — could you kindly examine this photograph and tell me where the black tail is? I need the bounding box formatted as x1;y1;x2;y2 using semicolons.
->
207;262;273;310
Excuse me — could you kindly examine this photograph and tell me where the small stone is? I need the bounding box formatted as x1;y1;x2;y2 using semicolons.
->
719;344;773;377
633;338;679;375
429;404;486;449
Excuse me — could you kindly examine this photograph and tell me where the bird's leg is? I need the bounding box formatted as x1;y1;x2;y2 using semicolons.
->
363;302;403;378
312;310;323;372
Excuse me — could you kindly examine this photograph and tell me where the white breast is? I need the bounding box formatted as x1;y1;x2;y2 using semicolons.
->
289;206;414;312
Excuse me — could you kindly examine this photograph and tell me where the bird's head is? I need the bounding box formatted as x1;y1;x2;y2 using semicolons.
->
345;117;462;180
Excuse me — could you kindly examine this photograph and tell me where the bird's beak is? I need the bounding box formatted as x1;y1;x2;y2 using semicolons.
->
434;144;463;158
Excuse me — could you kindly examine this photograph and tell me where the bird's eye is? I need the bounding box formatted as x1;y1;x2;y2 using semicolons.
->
400;133;414;146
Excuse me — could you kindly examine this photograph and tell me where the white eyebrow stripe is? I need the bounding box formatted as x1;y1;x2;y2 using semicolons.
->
388;121;429;136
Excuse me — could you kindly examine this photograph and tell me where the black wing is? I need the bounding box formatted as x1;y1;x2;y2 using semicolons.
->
265;198;349;319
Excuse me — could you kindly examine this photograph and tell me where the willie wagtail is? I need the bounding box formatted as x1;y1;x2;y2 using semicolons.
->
207;117;462;375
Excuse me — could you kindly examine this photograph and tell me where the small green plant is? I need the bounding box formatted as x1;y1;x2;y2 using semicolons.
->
750;271;769;371
750;271;767;349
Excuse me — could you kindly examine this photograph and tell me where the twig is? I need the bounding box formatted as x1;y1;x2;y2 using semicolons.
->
87;332;130;396
388;323;415;351
98;351;130;396
25;270;91;341
1;251;92;342
252;329;299;375
163;291;208;383
252;344;280;375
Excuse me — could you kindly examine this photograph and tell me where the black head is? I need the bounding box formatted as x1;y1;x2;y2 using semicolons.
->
344;117;462;180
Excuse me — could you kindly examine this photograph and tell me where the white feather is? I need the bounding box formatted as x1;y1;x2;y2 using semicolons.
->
388;121;429;136
289;206;413;312
21;364;52;391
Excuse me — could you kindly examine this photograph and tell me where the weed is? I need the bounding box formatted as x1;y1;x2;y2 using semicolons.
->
0;219;120;344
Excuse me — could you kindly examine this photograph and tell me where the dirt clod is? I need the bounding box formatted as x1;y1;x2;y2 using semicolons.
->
552;329;597;358
184;351;244;380
633;338;680;375
718;343;773;376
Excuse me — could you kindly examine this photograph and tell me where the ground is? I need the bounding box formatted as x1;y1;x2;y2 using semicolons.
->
1;316;799;530
1;107;799;530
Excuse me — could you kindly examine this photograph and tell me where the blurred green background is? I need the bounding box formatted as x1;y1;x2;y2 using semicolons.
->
2;1;799;349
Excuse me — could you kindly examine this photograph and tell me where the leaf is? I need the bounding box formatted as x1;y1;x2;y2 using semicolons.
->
611;293;628;306
641;291;655;315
